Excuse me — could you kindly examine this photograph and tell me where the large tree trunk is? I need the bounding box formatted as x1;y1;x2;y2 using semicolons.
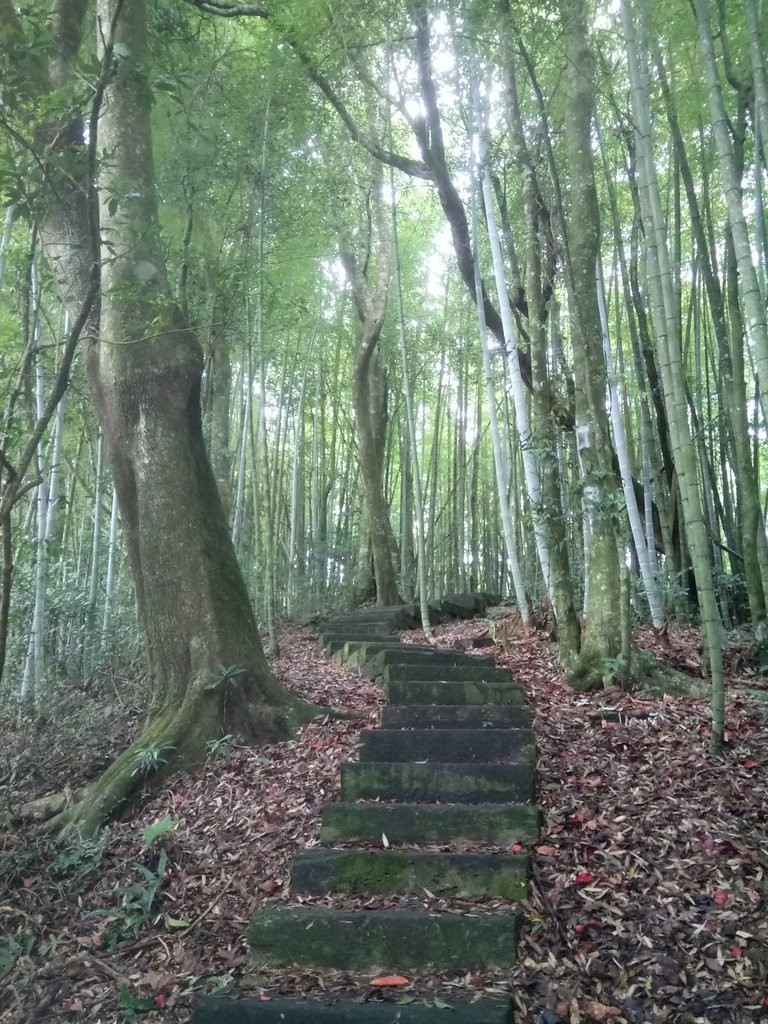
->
13;0;313;834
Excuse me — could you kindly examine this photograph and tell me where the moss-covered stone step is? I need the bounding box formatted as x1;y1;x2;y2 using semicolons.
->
324;618;402;633
341;761;535;804
359;728;534;764
328;605;420;629
381;704;533;729
361;648;495;679
321;633;399;655
193;994;514;1023
385;679;525;706
321;622;399;637
290;848;529;899
247;907;521;970
381;664;514;683
320;801;540;845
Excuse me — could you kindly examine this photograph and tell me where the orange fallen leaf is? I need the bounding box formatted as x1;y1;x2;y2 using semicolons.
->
583;999;621;1020
536;845;558;856
370;975;410;987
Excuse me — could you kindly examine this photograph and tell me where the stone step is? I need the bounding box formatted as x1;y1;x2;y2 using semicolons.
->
320;801;539;845
322;633;399;655
361;648;495;678
346;643;495;671
382;704;533;729
247;907;521;970
328;605;420;629
359;728;535;763
385;679;525;706
324;617;402;631
193;995;513;1023
381;664;513;683
341;761;535;804
290;848;528;899
321;622;399;636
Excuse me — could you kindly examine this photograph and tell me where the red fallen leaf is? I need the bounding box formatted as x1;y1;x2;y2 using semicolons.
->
743;760;760;769
509;843;524;853
574;923;587;934
370;975;410;987
154;995;166;1009
763;995;768;1006
575;872;594;884
260;995;272;1001
732;946;743;958
713;889;730;906
171;794;184;806
22;878;33;889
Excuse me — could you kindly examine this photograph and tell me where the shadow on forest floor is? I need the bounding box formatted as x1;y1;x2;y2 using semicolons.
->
1;619;767;1024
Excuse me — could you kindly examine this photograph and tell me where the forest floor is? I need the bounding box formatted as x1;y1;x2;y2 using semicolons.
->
1;618;767;1024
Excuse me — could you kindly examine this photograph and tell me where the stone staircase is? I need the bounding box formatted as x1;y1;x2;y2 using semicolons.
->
193;594;536;1023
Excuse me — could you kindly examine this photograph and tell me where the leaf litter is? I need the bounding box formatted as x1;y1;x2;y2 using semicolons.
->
0;619;766;1023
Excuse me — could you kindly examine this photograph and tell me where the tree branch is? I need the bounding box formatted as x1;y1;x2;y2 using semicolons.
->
181;0;433;180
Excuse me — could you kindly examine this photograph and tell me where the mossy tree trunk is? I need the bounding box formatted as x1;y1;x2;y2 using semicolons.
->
8;0;314;834
338;157;400;607
558;0;623;687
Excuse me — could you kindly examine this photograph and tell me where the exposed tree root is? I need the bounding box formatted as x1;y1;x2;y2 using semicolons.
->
12;667;349;836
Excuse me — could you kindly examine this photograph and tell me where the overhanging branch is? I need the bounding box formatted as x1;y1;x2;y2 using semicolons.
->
181;0;433;179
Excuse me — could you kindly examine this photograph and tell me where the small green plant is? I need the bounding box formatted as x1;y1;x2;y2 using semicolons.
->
140;815;177;849
50;832;107;894
130;744;175;778
205;734;236;758
90;849;167;950
117;984;156;1023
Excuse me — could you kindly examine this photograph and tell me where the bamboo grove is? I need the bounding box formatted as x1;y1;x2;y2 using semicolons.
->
1;0;766;778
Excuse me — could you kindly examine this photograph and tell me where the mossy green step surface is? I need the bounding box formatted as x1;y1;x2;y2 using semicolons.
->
381;664;514;683
290;848;529;899
340;643;423;669
385;679;525;706
364;651;495;675
324;619;403;633
247;907;521;970
359;728;535;763
322;634;399;655
327;605;420;629
341;761;535;804
381;704;533;729
192;995;513;1023
320;801;539;845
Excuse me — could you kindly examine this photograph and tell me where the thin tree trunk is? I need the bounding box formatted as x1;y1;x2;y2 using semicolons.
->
621;0;724;749
469;141;528;620
692;0;768;431
391;165;429;633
